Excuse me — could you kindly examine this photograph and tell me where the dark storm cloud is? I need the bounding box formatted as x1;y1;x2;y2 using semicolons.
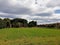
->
1;7;31;14
0;0;32;14
31;18;60;21
30;17;60;23
37;19;60;24
0;14;16;18
34;12;52;17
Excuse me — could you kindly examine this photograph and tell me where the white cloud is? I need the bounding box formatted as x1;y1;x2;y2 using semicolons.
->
47;0;60;7
0;0;60;24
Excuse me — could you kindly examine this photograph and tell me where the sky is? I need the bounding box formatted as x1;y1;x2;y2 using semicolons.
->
0;0;60;24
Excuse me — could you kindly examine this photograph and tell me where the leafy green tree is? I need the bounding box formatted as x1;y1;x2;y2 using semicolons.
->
28;21;37;27
0;18;6;28
3;18;11;28
11;18;28;27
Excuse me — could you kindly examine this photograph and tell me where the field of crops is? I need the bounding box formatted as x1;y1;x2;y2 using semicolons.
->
0;28;60;45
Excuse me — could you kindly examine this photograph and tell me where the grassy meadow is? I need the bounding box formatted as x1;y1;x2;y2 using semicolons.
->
0;28;60;45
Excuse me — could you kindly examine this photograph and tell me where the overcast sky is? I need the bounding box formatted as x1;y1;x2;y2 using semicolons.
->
0;0;60;24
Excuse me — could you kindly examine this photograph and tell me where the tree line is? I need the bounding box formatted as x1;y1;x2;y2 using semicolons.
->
0;18;37;29
0;18;60;29
37;23;60;28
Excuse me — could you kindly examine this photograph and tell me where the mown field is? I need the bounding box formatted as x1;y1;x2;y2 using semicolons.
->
0;28;60;45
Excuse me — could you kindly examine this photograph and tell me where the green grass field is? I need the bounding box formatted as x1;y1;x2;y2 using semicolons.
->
0;28;60;45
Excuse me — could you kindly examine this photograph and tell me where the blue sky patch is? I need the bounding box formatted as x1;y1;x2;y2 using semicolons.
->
55;10;60;14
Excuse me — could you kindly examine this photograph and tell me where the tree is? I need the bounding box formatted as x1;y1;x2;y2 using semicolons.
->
28;21;37;27
11;18;28;27
0;18;6;28
3;18;11;28
0;18;37;28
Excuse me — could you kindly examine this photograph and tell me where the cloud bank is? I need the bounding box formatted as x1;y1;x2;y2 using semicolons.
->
0;0;60;24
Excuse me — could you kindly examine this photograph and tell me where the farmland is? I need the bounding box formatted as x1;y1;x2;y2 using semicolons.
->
0;28;60;45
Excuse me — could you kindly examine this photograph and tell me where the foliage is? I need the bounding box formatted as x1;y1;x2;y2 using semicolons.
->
3;18;11;28
0;18;6;28
0;18;37;28
0;18;60;28
28;21;37;27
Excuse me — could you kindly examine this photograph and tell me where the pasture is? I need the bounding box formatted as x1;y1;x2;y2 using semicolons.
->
0;28;60;45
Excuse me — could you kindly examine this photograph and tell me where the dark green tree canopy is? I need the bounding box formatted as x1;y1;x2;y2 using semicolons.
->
28;21;37;27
